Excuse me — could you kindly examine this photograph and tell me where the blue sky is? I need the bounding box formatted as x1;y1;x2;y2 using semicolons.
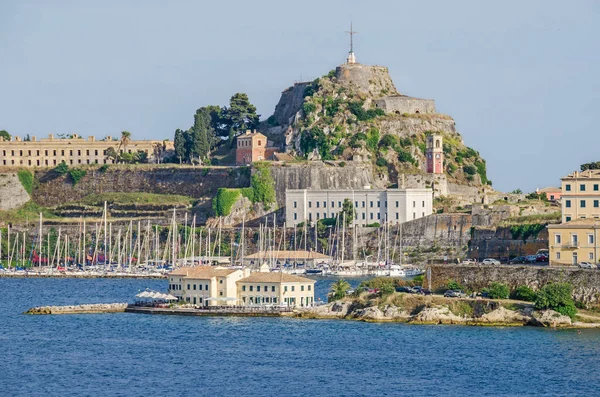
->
1;0;598;192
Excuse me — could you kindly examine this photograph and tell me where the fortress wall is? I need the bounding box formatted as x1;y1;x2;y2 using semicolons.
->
335;64;398;97
0;173;31;210
32;166;251;207
374;97;436;115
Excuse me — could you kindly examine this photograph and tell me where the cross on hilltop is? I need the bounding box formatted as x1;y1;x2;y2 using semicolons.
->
345;22;358;64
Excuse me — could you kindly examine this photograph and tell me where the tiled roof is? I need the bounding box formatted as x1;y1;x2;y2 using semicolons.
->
548;218;600;229
169;266;239;279
562;170;600;179
237;272;315;284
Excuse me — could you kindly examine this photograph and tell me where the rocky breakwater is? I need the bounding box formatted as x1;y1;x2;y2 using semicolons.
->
25;303;128;315
297;295;578;327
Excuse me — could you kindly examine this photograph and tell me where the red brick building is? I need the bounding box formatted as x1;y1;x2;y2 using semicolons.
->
236;130;268;165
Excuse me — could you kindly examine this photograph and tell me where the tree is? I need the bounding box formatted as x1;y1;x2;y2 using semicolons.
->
510;189;523;194
483;282;509;299
222;93;259;136
191;107;214;162
105;147;118;163
329;279;351;302
511;285;536;302
250;163;276;208
535;283;577;319
581;161;600;171
0;130;10;141
174;129;187;164
118;131;132;153
339;198;355;226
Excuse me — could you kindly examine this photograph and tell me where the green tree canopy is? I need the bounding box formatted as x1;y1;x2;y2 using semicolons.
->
222;93;259;136
174;129;188;164
329;279;351;302
535;283;577;319
0;130;10;141
340;198;355;226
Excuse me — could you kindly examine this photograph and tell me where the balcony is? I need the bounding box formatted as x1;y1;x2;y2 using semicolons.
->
561;243;580;249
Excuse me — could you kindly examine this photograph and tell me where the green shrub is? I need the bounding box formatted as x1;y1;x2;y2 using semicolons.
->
365;128;380;152
213;188;241;216
349;132;367;149
17;169;34;194
54;161;69;175
379;283;395;297
375;157;387;167
510;223;547;242
338;161;346;167
397;149;415;165
303;102;317;115
250;163;276;208
446;279;464;291
511;285;537;302
379;134;398;149
535;283;577;319
475;160;489;185
365;222;380;228
68;168;87;185
483;282;509;299
463;165;477;175
98;164;109;173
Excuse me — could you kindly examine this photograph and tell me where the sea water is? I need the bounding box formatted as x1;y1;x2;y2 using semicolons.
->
1;277;600;396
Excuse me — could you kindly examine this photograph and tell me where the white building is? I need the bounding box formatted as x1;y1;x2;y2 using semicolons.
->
285;188;433;227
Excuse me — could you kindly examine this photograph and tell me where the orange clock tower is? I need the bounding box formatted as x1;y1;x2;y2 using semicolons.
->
426;134;444;174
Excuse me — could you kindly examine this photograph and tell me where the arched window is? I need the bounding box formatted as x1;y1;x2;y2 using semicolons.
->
436;140;440;148
257;140;262;146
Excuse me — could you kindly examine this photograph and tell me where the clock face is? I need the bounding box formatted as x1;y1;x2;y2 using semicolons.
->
435;154;440;159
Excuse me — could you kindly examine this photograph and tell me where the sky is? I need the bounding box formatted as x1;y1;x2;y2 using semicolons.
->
1;0;599;193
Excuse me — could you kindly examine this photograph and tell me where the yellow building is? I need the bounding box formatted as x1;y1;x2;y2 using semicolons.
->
0;134;173;167
547;219;599;266
237;272;316;307
560;170;600;223
168;266;245;306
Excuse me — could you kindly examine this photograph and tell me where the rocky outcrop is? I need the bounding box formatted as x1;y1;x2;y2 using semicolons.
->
272;82;310;126
25;303;127;314
410;306;467;324
479;307;529;325
0;173;30;210
530;309;572;327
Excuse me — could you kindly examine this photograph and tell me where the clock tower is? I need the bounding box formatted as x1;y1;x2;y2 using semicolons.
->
426;134;444;174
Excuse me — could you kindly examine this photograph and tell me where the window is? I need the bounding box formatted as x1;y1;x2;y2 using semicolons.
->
396;213;399;220
187;284;190;290
594;200;599;208
589;235;594;244
370;201;373;208
422;201;425;207
45;150;48;156
323;212;326;219
550;195;555;200
580;184;586;192
316;201;319;208
572;234;578;245
413;212;416;219
250;286;253;291
86;150;90;156
377;213;380;219
61;150;64;156
69;150;73;156
284;286;288;292
219;291;223;296
193;284;196;290
565;184;571;191
316;213;320;220
308;201;312;208
291;286;295;292
354;201;358;208
199;284;202;290
309;213;312;221
377;201;380;208
323;201;326;208
257;140;262;146
385;201;387;207
219;279;223;284
422;212;425;217
333;201;336;208
294;213;297;220
36;150;39;156
257;286;261;292
595;184;599;191
590;252;595;260
555;234;561;244
293;201;297;208
566;216;571;222
581;200;586;208
301;285;305;291
95;150;98;156
413;201;416;208
556;252;560;260
565;200;571;208
362;213;365;220
370;213;373;220
271;286;275;292
395;201;399;208
362;201;365;208
205;285;208;290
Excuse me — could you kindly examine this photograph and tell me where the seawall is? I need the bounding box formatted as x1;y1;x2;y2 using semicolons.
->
25;303;127;314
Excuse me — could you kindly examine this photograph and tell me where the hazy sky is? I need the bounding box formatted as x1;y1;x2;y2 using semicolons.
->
1;0;599;193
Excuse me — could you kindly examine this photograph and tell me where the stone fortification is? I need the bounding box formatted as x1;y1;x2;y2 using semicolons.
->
269;162;378;206
374;96;436;115
334;63;398;97
0;173;30;210
272;82;310;126
426;264;600;306
32;166;250;207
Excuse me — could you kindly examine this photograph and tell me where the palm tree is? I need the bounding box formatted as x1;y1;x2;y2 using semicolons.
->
329;279;351;302
118;131;132;154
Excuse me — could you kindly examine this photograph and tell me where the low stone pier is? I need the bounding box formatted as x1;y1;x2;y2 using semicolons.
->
25;303;128;314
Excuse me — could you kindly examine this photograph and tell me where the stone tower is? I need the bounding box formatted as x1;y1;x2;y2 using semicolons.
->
426;134;444;174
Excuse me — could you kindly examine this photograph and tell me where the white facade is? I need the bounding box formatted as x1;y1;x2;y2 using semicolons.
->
285;188;433;227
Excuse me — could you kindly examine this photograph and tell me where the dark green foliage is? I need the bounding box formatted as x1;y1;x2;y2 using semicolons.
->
326;69;336;79
299;128;333;160
412;274;424;286
349;132;367;149
399;137;412;148
0;130;10;140
358;277;399;291
98;164;109;173
380;283;395;297
250;163;276;208
483;282;509;299
348;101;384;121
340;198;355;226
535;283;577;319
303;84;316;98
525;191;548;201
581;161;600;171
397;149;416;165
458;147;479;159
463;165;477;175
447;163;457;174
329;279;351;302
68;168;87;185
17;169;34;194
324;97;342;117
510;223;547;242
54;161;69;175
213;188;241;216
266;115;279;126
174;129;187;163
365;222;380;228
224;93;259;134
511;286;537;302
191;107;214;161
511;189;523;194
302;102;316;115
375;157;388;167
379;134;398;149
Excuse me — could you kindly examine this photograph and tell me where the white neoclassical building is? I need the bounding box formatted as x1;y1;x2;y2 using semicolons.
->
285;188;433;227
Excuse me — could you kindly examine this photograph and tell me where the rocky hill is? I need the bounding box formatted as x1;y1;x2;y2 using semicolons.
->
263;62;491;190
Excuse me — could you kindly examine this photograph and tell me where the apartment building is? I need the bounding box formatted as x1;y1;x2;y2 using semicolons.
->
560;170;600;223
547;219;599;266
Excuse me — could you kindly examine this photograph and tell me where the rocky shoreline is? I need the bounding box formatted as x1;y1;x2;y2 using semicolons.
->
295;296;600;328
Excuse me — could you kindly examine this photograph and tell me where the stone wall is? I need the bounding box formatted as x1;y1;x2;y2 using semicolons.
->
335;64;398;97
272;82;310;126
0;173;30;210
374;96;436;115
270;162;378;207
396;213;472;248
32;166;251;207
426;264;600;305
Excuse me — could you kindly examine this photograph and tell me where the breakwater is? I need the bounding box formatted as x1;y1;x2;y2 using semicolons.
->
25;303;127;314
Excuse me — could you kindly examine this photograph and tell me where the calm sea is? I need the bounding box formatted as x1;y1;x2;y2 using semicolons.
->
1;277;600;397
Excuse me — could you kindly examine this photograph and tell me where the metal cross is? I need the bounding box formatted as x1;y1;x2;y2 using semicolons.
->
345;22;358;52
